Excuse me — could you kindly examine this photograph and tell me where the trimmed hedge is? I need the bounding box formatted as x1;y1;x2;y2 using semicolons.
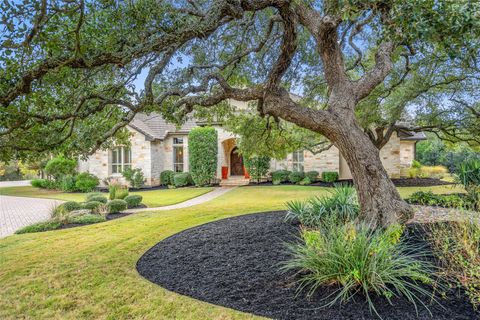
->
271;170;291;185
188;127;218;186
45;156;77;180
160;170;175;186
244;156;270;183
107;199;128;213
174;172;192;187
75;172;99;192
31;179;48;188
83;201;103;210
322;171;339;183
60;201;82;212
305;171;319;182
124;195;143;208
289;171;305;184
87;195;108;203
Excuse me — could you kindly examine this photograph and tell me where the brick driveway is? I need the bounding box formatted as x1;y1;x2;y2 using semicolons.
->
0;196;63;238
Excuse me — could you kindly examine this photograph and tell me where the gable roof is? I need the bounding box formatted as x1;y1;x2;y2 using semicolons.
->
129;113;197;141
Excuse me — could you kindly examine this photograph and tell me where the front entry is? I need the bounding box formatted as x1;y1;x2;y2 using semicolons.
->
230;147;244;176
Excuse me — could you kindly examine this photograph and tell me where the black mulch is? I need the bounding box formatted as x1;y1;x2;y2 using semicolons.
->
249;178;454;188
137;211;479;320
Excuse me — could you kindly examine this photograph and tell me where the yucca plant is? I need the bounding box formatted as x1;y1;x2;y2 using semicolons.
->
283;220;435;318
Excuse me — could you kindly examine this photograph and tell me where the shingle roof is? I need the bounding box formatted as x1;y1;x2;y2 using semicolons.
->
397;129;427;141
129;113;197;141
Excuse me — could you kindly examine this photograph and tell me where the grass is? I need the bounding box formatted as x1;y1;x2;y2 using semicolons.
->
0;186;214;207
0;185;467;319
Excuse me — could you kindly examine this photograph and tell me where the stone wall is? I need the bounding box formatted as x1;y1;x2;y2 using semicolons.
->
399;140;416;177
78;127;154;186
80;124;416;184
269;147;340;175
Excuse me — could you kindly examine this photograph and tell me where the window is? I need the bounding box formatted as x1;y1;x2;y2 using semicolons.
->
111;147;132;174
292;150;304;172
173;137;184;172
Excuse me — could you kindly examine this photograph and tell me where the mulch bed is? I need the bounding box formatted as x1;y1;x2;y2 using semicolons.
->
137;211;478;320
249;178;454;188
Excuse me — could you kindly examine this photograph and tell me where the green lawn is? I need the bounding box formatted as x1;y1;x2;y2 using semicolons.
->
0;185;466;319
0;186;214;207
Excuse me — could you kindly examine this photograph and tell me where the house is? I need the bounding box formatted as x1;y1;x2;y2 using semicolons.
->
78;100;426;186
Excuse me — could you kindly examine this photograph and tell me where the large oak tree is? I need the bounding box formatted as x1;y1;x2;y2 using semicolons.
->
1;0;479;227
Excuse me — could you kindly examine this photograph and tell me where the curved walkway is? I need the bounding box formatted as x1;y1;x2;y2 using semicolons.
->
125;187;235;213
0;187;236;238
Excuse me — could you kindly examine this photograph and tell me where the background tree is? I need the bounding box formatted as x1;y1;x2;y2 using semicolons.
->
1;0;480;226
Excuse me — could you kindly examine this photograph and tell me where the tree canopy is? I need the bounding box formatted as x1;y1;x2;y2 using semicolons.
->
1;0;478;161
2;0;480;225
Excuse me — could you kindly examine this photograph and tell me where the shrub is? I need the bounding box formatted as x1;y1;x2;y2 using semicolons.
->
174;172;192;187
70;214;105;225
299;177;312;185
412;159;422;169
244;156;270;183
59;175;77;192
321;171;339;183
86;192;106;201
426;219;480;308
407;191;465;209
282;221;434;316
288;171;305;184
44;156;77;180
271;170;291;185
59;201;82;212
87;195;108;204
285;184;359;226
50;205;73;224
305;171;319;182
114;187;129;199
83;201;103;211
420;165;448;179
122;167;145;188
15;221;62;234
75;172;99;192
107;199;128;213
108;183;128;200
189;127;218;186
456;160;480;210
409;165;448;179
160;170;175;186
124;195;143;208
31;178;49;188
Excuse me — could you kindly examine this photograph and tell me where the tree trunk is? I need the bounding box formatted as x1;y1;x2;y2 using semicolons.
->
330;118;413;227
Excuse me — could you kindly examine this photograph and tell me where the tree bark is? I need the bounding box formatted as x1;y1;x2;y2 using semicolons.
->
262;90;413;228
330;115;413;227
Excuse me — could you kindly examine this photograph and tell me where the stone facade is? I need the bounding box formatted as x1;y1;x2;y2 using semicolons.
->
79;121;418;186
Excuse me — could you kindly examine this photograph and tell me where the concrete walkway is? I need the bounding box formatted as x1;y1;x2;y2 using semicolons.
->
126;187;236;213
0;180;31;187
0;195;63;238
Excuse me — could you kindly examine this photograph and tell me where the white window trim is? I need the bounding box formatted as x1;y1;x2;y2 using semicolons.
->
173;137;184;172
111;146;132;175
292;150;304;172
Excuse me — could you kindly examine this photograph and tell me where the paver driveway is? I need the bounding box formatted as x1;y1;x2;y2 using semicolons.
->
0;195;63;238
